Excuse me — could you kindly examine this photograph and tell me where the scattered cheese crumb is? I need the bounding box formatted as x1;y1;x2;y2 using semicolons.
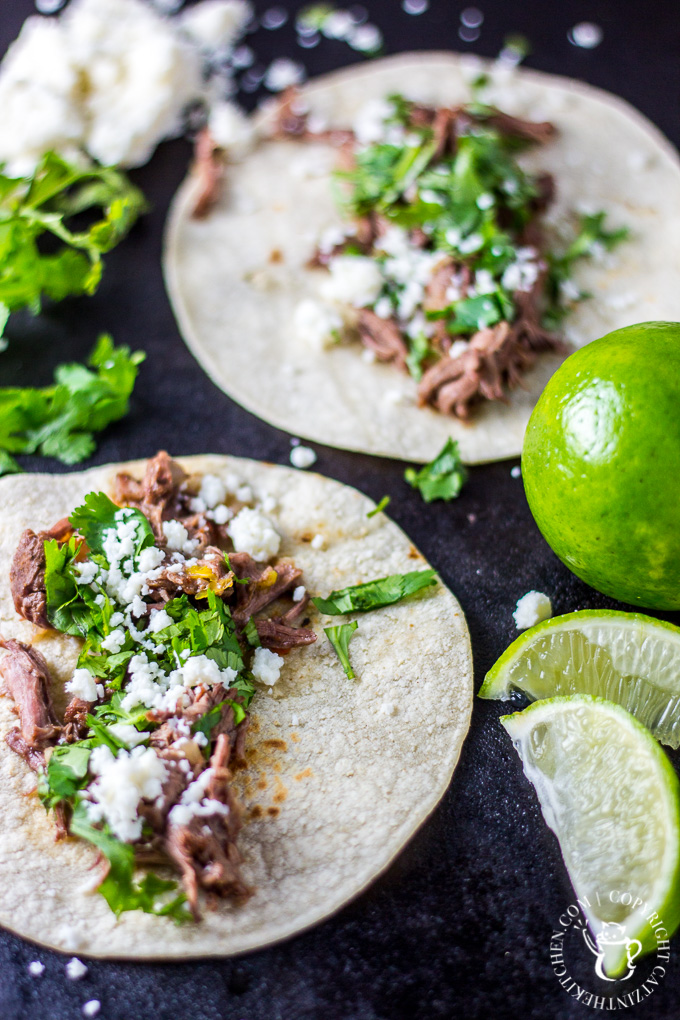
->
320;255;383;308
310;534;325;550
292;585;306;602
227;508;280;561
293;298;342;351
28;961;45;977
513;591;553;631
510;465;521;479
290;446;317;470
251;646;284;686
198;473;227;509
379;702;397;716
264;57;305;92
65;958;88;981
66;668;103;703
82;1001;101;1019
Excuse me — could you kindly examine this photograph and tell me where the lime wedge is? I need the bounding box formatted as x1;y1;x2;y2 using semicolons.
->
502;695;680;978
480;610;680;747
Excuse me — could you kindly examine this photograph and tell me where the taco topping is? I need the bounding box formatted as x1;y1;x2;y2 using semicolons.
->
0;452;438;922
277;89;628;418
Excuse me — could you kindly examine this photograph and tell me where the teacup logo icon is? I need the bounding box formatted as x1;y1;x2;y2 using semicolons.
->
582;922;642;982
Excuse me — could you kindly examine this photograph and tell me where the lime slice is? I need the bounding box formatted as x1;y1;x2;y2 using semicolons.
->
480;610;680;747
502;695;680;978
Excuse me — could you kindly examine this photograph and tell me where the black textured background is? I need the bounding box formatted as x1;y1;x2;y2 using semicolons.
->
1;1;680;1017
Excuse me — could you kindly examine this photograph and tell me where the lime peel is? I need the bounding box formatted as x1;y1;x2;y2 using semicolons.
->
481;609;680;748
502;695;680;978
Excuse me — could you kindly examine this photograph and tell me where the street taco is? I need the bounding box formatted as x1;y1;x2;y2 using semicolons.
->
0;452;472;957
164;52;680;463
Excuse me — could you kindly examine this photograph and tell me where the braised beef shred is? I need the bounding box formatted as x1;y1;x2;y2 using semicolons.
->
272;89;566;419
2;453;317;915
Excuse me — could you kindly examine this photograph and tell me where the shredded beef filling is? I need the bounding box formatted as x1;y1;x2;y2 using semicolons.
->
5;453;317;915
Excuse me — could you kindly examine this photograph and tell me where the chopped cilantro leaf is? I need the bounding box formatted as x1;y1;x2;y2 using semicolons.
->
0;335;145;476
0;152;146;338
404;438;468;503
69;491;154;561
70;802;191;923
367;495;391;518
324;621;358;679
38;742;93;811
312;568;437;615
243;617;261;648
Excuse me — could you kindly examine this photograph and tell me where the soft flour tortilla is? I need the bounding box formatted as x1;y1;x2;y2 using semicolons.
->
164;52;680;464
0;455;472;958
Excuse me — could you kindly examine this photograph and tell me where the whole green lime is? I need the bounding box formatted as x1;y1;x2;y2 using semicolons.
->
522;322;680;610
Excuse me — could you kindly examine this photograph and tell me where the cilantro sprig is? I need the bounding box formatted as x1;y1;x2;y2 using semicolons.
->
324;622;358;679
0;334;145;475
0;152;146;338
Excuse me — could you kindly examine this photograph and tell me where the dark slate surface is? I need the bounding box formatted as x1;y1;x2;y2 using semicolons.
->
1;1;680;1017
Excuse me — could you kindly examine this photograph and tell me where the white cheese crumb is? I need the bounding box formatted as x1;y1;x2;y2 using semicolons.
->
362;348;377;363
179;0;251;52
293;298;342;351
148;609;172;633
290;446;317;470
65;957;88;981
227;508;280;561
251;646;284;686
82;1002;101;1019
198;473;227;509
449;339;470;359
510;465;521;479
66;668;102;703
180;653;236;690
162;519;199;556
236;484;254;503
101;628;126;654
320;255;384;308
311;534;325;551
208;100;255;161
107;723;149;748
85;745;167;842
379;702;397;716
75;560;98;585
292;585;306;602
513;591;553;631
28;961;45;977
261;495;277;513
168;767;230;826
264;57;306;92
137;545;165;573
207;504;232;525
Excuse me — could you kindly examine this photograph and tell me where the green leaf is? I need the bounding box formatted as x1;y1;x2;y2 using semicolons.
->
324;621;359;679
70;802;191;922
0;337;144;473
367;495;390;518
448;294;503;334
404;438;468;503
44;536;91;636
312;568;437;616
406;331;431;382
243;617;261;648
0;152;145;327
39;743;93;810
69;492;154;561
0;450;20;475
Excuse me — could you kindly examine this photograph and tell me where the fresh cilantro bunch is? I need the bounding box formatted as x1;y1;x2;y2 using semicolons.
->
0;334;145;475
0;151;146;338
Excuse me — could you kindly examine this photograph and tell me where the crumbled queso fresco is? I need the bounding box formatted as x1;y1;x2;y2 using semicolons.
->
513;591;553;631
0;0;251;174
58;472;286;843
